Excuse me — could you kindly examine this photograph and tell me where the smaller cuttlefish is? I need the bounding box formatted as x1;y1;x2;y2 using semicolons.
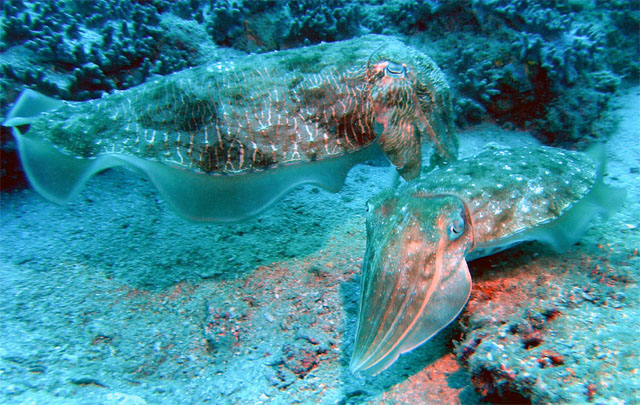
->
351;145;625;375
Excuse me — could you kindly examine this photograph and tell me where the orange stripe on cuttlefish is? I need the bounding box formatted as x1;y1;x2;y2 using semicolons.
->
215;117;223;145
251;140;260;164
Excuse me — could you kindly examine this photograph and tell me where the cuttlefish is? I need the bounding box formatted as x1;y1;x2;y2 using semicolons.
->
2;34;457;222
351;145;625;375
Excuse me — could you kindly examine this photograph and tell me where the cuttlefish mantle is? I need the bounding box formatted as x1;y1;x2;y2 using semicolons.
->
2;34;457;222
351;145;625;375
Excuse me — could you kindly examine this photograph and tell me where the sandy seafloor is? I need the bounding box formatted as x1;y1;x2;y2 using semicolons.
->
0;87;638;404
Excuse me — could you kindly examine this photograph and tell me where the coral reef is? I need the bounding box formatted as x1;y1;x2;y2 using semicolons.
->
0;0;204;102
204;0;287;52
286;0;361;46
362;0;478;36
453;0;637;144
203;0;361;51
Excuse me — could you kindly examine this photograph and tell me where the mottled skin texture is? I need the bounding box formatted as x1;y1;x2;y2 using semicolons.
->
28;35;457;180
351;146;603;375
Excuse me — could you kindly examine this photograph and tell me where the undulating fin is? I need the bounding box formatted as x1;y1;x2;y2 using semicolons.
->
509;144;626;252
11;120;380;222
3;89;64;126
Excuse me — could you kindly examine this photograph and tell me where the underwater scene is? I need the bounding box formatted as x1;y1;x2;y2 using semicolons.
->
0;1;638;403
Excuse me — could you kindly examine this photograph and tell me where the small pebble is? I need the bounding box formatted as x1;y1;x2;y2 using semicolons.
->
104;392;147;405
581;291;595;302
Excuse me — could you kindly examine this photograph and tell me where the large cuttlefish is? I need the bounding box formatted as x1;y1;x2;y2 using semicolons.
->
351;145;625;375
2;35;457;222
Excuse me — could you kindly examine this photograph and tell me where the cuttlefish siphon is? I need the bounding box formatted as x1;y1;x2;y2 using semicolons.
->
2;34;457;222
351;145;625;375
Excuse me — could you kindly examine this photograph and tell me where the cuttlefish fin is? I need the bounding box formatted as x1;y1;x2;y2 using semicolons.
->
11;124;383;222
509;144;626;253
3;89;64;126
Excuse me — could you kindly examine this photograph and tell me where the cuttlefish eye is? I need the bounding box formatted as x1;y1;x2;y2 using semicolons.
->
447;213;465;241
365;201;373;213
384;62;407;78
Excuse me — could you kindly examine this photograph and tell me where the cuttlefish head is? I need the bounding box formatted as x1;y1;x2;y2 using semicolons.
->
366;46;458;181
350;190;473;375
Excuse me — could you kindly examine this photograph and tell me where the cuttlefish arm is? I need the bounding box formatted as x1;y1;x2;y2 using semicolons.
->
369;61;424;180
350;192;474;375
368;57;458;180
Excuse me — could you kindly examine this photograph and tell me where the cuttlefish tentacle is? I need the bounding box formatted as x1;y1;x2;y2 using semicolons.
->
351;145;625;375
3;34;457;222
